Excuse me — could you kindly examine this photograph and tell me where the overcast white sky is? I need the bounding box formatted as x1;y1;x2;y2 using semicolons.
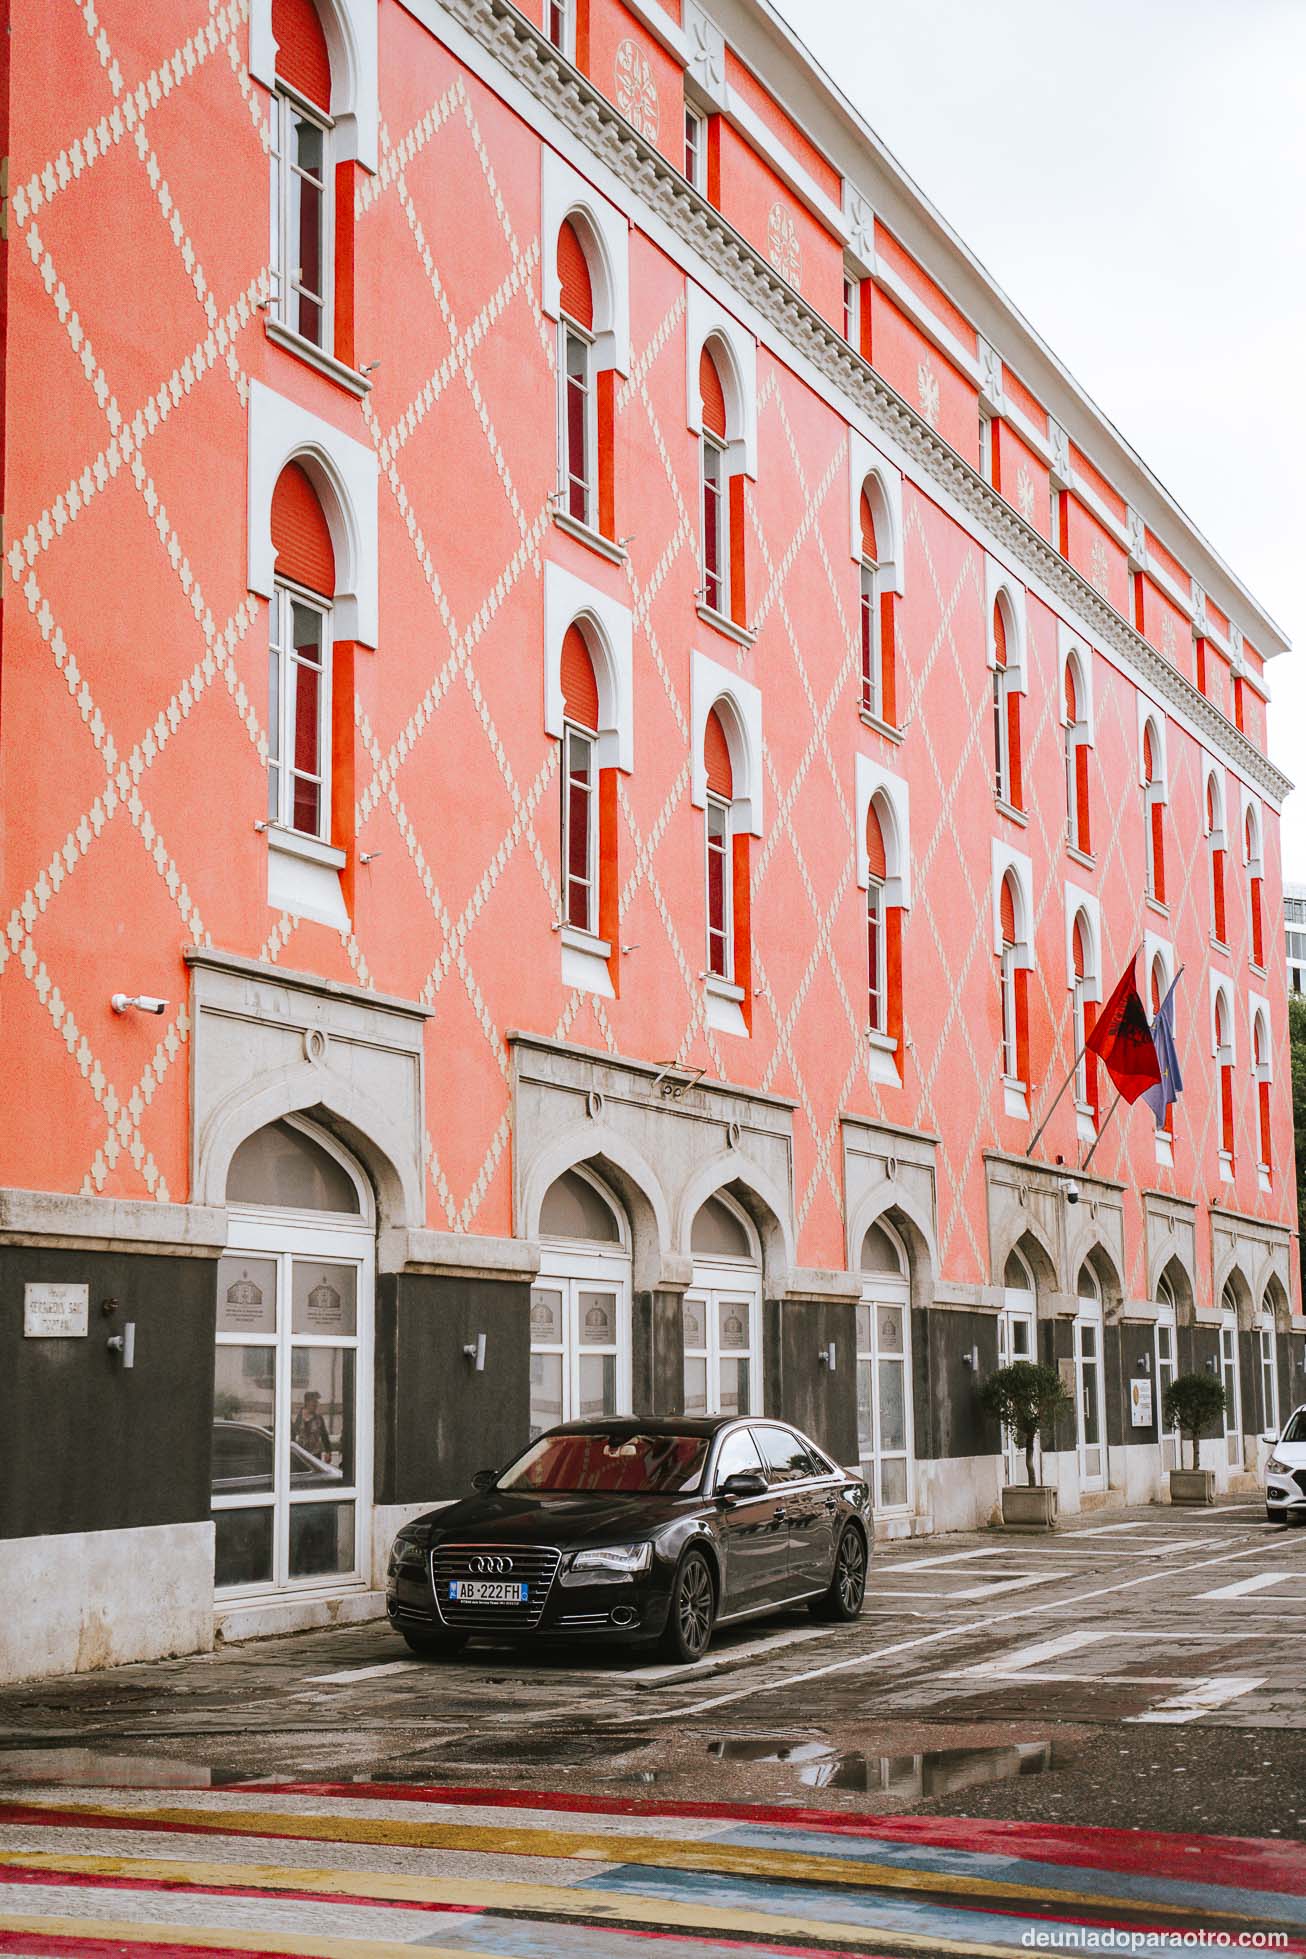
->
789;0;1305;881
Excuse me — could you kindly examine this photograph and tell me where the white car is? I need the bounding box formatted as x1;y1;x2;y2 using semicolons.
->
1263;1405;1306;1523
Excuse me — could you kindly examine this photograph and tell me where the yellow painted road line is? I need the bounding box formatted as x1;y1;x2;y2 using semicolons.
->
0;1804;1269;1927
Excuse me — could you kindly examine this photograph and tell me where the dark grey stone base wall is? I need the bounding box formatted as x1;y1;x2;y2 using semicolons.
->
772;1300;858;1467
374;1272;531;1501
0;1245;218;1541
912;1309;1001;1461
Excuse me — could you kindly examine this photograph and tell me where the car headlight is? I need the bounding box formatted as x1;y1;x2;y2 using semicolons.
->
388;1535;427;1574
570;1542;653;1574
1267;1457;1293;1476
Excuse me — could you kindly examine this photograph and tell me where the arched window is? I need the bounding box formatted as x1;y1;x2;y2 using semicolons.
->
533;1165;630;1435
1245;806;1265;969
268;461;337;845
1071;911;1098;1119
865;792;904;1058
555;218;615;539
857;1218;912;1513
704;705;735;984
1063;652;1091;855
560;625;599;934
858;481;897;726
1214;988;1234;1168
1253;1007;1272;1178
269;0;336;355
1206;773;1227;945
992;598;1022;810
697;340;747;630
1142;719;1166;904
999;870;1030;1091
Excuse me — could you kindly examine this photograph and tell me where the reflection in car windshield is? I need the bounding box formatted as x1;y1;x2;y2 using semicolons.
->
500;1431;710;1493
1280;1410;1306;1445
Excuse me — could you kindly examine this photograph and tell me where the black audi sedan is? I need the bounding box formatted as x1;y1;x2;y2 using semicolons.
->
386;1415;870;1664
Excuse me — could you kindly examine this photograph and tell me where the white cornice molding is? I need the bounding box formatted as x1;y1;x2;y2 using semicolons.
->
411;0;1291;806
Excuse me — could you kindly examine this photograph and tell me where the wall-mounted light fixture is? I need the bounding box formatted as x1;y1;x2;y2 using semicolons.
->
961;1345;980;1371
462;1332;487;1372
1137;1352;1151;1374
107;1322;136;1368
111;994;168;1016
817;1342;836;1371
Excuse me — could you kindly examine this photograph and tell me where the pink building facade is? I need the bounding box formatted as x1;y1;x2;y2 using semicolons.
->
0;0;1297;1678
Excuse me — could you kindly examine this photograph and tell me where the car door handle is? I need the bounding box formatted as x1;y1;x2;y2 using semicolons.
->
772;1507;788;1522
823;1497;838;1511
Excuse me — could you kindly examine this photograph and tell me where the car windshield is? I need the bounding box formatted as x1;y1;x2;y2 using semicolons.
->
1280;1410;1306;1445
499;1431;710;1494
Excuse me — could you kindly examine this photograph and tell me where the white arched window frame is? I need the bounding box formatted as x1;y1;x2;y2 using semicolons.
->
1205;762;1228;942
848;435;904;724
855;758;909;1080
1257;1283;1281;1435
691;651;763;835
1064;886;1101;1114
1137;704;1168;902
543;563;634;773
1250;992;1273;1182
540;154;630;375
986;562;1027;809
1211;975;1236;1175
1059;626;1093;856
533;1164;633;1436
248;381;379;647
1242;790;1266;970
685;285;757;476
992;841;1033;1110
250;0;379;169
1144;928;1176;1150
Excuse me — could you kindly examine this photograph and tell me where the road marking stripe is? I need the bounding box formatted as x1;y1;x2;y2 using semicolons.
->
638;1526;1306;1720
623;1621;837;1683
304;1663;424;1685
947;1629;1109;1675
1130;1676;1266;1724
0;1916;498;1959
1060;1522;1155;1536
1199;1572;1298;1600
0;1829;1250;1921
882;1548;1009;1571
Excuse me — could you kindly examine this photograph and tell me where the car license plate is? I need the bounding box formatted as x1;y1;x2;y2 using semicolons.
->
448;1580;527;1605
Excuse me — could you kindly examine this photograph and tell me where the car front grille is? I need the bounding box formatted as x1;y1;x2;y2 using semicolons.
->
1292;1469;1306;1498
431;1544;560;1631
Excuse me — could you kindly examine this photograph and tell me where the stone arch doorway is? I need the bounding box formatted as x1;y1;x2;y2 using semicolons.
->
530;1165;633;1438
213;1115;375;1601
683;1191;762;1417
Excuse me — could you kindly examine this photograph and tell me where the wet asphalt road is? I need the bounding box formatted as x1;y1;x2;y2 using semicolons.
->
3;1498;1305;1841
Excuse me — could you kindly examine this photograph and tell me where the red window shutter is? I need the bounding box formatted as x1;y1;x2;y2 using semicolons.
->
557;221;594;330
272;0;331;110
1064;659;1078;724
865;798;887;881
859;491;878;562
1000;874;1016;947
700;347;727;439
704;706;733;798
993;602;1007;670
1074;743;1091;853
561;624;599;729
1072;915;1086;980
1142;723;1154;784
1220;1064;1234;1156
1259;1079;1272;1169
1151;800;1166;904
1150;959;1163;1016
1206;776;1219;835
271;462;335;597
1213;850;1227;943
1251;877;1264;967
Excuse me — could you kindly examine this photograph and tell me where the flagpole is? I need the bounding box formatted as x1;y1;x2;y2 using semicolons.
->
1025;940;1143;1160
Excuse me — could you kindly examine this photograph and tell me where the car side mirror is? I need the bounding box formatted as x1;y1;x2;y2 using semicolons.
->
719;1469;768;1501
471;1468;499;1493
1261;1430;1279;1447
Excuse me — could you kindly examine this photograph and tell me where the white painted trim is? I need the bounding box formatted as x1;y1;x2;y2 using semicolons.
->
267;831;349;928
1249;991;1272;1080
848;431;904;593
247;380;379;646
1203;759;1228;847
1210;973;1237;1063
985;557;1028;689
854;753;910;907
991;840;1034;966
691;649;763;834
1240;785;1264;872
249;0;378;172
1058;621;1094;739
618;0;690;62
543;561;634;773
1143;930;1175;1001
1137;697;1168;795
686;282;758;477
561;933;616;999
541;149;631;374
1064;884;1102;999
721;83;848;246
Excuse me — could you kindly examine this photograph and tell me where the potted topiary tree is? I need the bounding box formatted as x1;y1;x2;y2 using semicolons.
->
1163;1372;1227;1504
980;1360;1074;1528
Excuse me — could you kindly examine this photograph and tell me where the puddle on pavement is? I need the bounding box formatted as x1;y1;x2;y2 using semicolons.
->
704;1734;1064;1798
0;1748;238;1788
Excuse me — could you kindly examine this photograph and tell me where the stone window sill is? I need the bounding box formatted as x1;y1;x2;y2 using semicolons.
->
696;603;756;649
265;319;372;399
551;508;627;565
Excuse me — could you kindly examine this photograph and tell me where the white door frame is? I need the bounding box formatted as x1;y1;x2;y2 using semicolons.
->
1154;1292;1179;1473
215;1138;375;1603
999;1254;1037;1486
857;1274;913;1513
532;1240;633;1433
1220;1306;1242;1469
1074;1274;1107;1493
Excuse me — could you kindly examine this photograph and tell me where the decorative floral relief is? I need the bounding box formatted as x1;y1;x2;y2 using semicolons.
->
1162;615;1178;661
1016;466;1035;523
1089;538;1111;597
916;362;940;429
614;39;660;142
767;203;801;286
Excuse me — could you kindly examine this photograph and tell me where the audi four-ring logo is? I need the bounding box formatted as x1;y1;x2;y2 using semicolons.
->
469;1554;514;1574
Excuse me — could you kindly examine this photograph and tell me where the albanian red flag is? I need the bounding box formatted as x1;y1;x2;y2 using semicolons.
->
1085;957;1162;1103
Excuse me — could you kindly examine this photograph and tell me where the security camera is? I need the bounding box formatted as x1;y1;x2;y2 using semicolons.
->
110;993;169;1016
1063;1179;1080;1206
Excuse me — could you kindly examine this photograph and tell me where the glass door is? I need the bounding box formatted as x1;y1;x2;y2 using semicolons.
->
1074;1303;1106;1491
213;1222;372;1596
856;1290;912;1512
1220;1313;1242;1468
529;1251;630;1440
1155;1314;1179;1472
998;1264;1036;1486
682;1277;760;1417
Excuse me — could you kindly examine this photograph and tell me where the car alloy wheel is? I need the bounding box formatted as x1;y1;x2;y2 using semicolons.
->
836;1528;867;1615
663;1550;715;1662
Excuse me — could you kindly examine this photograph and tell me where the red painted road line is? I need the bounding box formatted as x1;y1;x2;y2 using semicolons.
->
240;1782;1306;1896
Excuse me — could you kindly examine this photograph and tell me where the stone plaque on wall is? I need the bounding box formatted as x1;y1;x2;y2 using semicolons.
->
23;1282;89;1338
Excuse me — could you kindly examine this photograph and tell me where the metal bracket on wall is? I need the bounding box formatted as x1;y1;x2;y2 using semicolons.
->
651;1062;706;1101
